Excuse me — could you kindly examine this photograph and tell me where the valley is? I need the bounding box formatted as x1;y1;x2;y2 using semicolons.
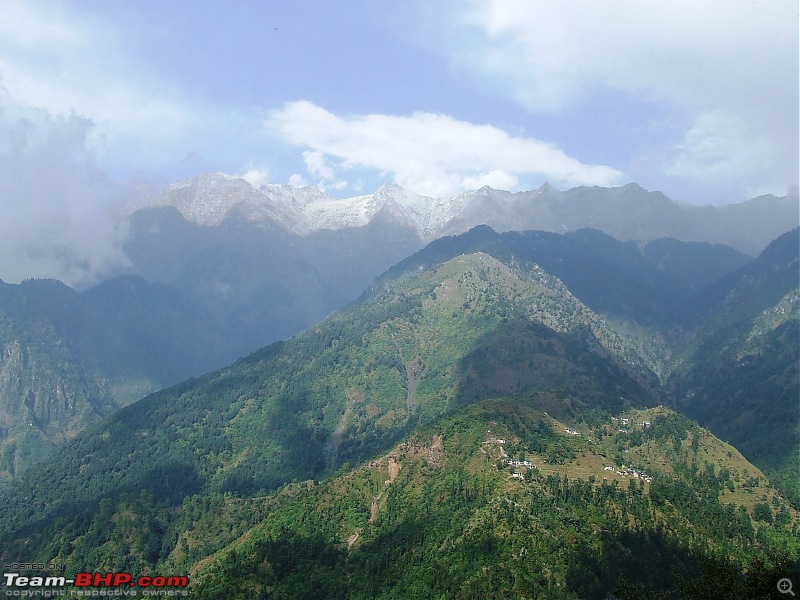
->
0;178;797;598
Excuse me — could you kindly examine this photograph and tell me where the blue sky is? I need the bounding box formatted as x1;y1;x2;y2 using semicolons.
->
0;0;798;283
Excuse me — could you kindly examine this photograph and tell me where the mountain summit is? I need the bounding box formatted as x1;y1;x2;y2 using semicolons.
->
145;173;798;253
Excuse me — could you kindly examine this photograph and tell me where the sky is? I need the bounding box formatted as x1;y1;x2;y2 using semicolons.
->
0;0;798;284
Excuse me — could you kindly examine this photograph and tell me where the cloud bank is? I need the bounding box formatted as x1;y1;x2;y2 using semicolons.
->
269;100;621;197
463;0;794;110
0;109;129;287
433;0;798;201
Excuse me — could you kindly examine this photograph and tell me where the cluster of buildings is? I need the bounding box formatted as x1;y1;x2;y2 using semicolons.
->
603;465;653;482
508;458;534;481
611;416;652;434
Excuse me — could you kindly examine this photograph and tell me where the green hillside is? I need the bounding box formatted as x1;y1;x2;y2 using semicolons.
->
374;225;752;379
0;275;241;478
190;400;799;598
0;225;766;487
376;225;799;506
0;229;796;597
0;252;660;564
669;228;800;507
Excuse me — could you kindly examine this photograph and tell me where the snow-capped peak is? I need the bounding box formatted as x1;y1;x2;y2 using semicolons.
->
151;172;316;231
139;172;566;240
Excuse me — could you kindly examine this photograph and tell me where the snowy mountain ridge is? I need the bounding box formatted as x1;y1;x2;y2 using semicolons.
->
143;171;799;253
148;172;552;241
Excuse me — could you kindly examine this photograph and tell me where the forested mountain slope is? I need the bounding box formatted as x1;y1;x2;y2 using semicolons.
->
0;252;661;561
190;401;799;599
0;231;797;597
0;224;755;482
669;228;800;506
0;276;238;477
373;227;799;506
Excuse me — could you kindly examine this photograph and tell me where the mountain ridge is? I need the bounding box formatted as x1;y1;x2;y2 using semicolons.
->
144;172;798;254
0;274;244;477
0;249;664;537
0;226;797;597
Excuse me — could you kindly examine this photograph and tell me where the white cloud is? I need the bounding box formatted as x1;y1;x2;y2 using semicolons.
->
288;173;308;187
269;100;621;196
301;150;349;191
0;109;130;287
0;0;241;179
436;0;798;201
0;1;122;118
662;110;789;200
463;0;796;113
0;1;85;52
302;150;336;180
240;165;270;188
665;111;771;179
3;0;791;211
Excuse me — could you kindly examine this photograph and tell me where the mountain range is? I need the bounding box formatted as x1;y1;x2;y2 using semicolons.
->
0;214;797;597
0;174;796;487
0;175;797;596
117;173;797;374
147;173;797;255
0;222;756;480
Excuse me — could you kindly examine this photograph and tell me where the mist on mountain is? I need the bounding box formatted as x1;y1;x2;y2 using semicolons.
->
0;111;132;288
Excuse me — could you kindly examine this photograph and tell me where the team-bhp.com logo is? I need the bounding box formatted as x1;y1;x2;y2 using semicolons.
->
3;572;189;597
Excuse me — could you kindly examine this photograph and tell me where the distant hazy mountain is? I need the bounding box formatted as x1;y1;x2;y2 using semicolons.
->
121;172;794;354
124;175;433;351
0;275;240;477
